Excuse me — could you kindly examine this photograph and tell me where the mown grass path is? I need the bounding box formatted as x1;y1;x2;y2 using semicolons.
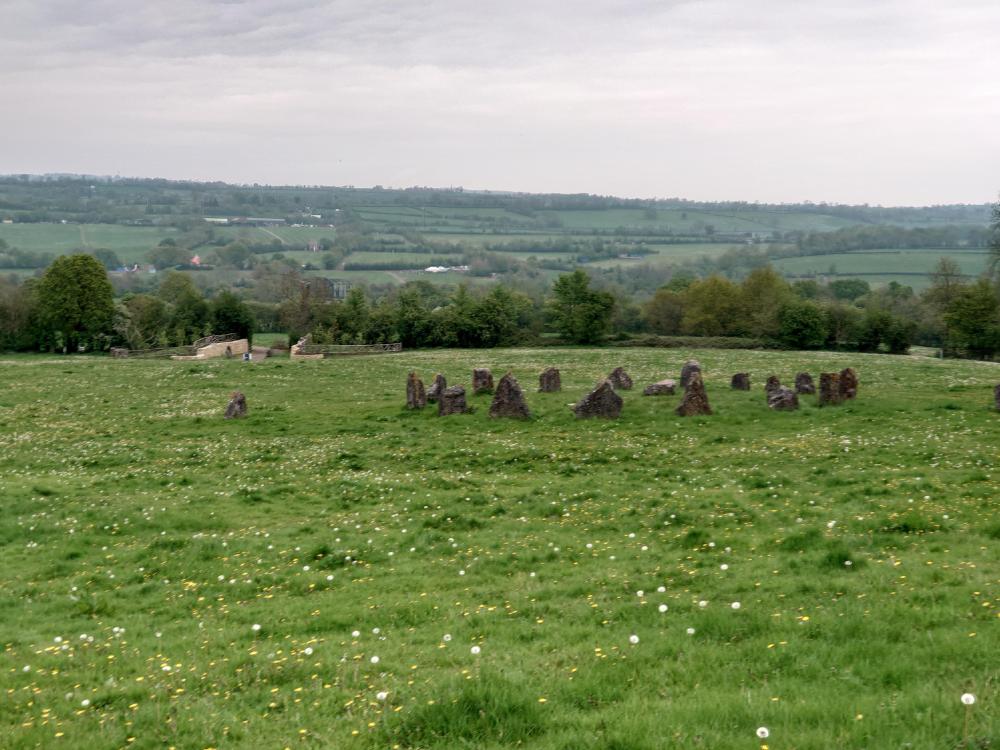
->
0;349;997;749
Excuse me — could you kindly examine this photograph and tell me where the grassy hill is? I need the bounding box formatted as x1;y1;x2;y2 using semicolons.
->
0;348;996;748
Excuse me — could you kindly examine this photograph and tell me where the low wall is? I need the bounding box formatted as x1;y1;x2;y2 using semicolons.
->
171;339;249;360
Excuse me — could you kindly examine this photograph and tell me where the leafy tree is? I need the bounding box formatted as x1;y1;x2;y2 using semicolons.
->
215;242;254;270
739;266;792;338
990;199;1000;276
90;248;122;270
945;279;1000;358
777;300;828;349
829;278;870;301
148;240;189;270
0;276;42;351
547;270;614;344
643;288;684;334
680;275;742;336
116;294;169;349
36;253;115;352
338;287;370;343
211;291;255;343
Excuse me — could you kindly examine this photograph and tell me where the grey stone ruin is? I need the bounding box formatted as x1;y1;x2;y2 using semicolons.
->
472;368;495;395
538;367;561;393
406;371;426;409
489;372;531;419
767;386;799;411
795;372;816;395
438;385;471;416
426;374;446;403
680;360;701;389
731;373;750;390
840;367;858;400
676;371;712;416
224;391;247;419
572;380;623;419
643;379;677;396
819;372;843;406
764;375;782;399
608;367;633;390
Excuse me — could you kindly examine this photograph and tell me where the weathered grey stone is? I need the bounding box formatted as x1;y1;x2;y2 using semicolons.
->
538;367;561;392
764;375;782;398
224;391;247;419
795;372;816;395
572;380;623;419
472;368;494;395
489;372;531;419
438;385;470;416
426;374;446;403
110;347;129;358
995;383;1000;411
767;385;799;411
819;372;843;406
731;372;750;390
406;371;426;410
643;379;677;396
608;367;633;390
840;367;858;400
680;360;701;389
676;371;712;416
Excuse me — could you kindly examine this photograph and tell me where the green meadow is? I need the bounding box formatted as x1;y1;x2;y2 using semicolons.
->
0;348;997;749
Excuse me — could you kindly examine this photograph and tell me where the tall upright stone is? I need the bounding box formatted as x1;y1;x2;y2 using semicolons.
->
426;374;446;403
764;375;782;399
538;367;561;393
438;385;470;416
819;372;843;406
731;373;750;390
839;368;858;400
224;391;247;419
472;368;494;395
406;371;427;409
767;386;799;411
676;371;712;416
680;360;701;389
489;372;531;419
572;380;623;419
795;372;816;395
608;367;633;390
995;383;1000;412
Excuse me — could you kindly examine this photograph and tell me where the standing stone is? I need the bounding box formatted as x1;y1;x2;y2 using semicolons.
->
608;367;633;390
572;380;623;419
839;368;858;400
472;368;495;395
426;374;446;403
995;384;1000;411
765;375;782;398
438;386;470;416
680;360;701;389
643;379;677;396
489;372;531;419
110;347;129;358
538;367;561;392
819;372;843;406
224;391;247;419
795;372;816;395
767;386;799;411
406;372;427;410
676;371;712;416
731;373;750;391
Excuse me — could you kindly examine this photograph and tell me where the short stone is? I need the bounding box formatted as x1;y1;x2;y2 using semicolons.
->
438;385;470;416
643;379;677;396
572;380;623;419
472;368;494;395
224;391;247;419
819;372;843;406
680;360;701;389
489;372;531;419
731;373;750;390
538;367;561;392
676;371;712;416
795;372;816;395
840;367;858;400
608;367;633;390
406;371;427;409
767;385;799;411
764;375;782;398
426;374;446;403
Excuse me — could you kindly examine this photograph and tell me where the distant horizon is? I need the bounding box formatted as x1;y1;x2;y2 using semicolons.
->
3;172;994;211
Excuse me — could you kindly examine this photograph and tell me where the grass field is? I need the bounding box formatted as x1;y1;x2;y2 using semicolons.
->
773;249;991;290
0;224;178;263
0;348;997;749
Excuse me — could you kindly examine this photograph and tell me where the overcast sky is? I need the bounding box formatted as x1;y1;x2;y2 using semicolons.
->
2;0;998;205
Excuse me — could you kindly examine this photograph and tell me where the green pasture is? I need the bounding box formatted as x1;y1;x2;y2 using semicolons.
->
0;348;996;749
773;249;991;288
0;223;177;263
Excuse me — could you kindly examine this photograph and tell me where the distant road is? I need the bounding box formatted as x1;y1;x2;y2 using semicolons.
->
259;227;286;245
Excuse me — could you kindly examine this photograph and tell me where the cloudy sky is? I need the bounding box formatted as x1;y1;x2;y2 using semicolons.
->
2;0;998;205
